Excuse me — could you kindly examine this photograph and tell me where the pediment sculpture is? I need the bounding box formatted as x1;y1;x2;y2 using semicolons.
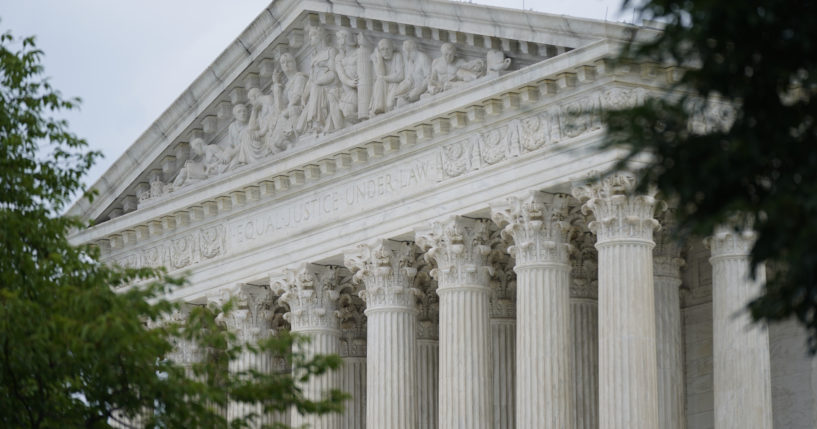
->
144;21;521;204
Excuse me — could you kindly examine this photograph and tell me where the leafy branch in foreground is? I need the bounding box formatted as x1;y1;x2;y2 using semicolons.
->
601;1;817;349
0;26;345;428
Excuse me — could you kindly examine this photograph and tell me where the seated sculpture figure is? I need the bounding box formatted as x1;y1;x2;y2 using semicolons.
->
247;87;288;153
277;52;308;144
426;42;485;95
369;38;404;116
485;49;512;78
392;39;431;108
172;137;228;189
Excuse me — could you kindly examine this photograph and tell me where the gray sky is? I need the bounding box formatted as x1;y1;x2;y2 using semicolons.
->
2;0;628;189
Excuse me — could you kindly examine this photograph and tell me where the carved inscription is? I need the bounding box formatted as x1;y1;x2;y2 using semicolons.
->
231;159;438;246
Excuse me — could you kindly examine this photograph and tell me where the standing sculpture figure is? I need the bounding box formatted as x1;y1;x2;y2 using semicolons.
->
427;43;485;96
298;26;340;135
356;33;374;120
393;39;431;107
334;29;360;128
277;53;308;146
369;38;404;116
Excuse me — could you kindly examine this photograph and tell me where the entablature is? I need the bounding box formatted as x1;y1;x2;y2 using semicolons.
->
67;0;660;226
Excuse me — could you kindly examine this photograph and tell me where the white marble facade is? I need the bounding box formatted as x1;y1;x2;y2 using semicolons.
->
70;1;816;427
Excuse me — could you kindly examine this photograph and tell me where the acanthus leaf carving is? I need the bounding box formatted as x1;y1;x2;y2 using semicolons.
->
571;173;664;244
487;228;516;319
415;216;493;290
273;263;342;331
344;239;420;310
491;191;572;267
218;284;275;345
567;204;598;300
413;249;439;340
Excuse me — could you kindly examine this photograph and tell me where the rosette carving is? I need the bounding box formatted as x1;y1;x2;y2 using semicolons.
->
491;191;572;267
272;264;341;331
572;173;664;244
344;239;420;310
415;216;493;289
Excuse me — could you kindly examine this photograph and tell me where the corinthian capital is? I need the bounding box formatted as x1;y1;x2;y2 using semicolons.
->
272;264;341;331
572;173;664;244
344;239;419;309
706;225;756;260
218;284;275;344
415;216;493;289
491;191;572;267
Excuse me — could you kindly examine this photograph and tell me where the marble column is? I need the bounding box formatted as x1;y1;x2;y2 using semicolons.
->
339;356;366;429
417;216;494;429
569;225;599;429
276;264;343;429
653;219;686;429
573;174;662;429
416;264;439;429
221;284;275;428
492;191;573;428
337;286;367;429
708;227;773;429
345;240;419;429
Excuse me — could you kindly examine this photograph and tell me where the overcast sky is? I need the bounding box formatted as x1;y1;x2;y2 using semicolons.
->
2;0;628;190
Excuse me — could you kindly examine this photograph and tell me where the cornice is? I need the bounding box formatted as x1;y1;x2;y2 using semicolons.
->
70;40;673;254
67;0;658;224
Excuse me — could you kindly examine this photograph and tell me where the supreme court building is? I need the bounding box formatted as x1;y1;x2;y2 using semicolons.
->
68;1;817;428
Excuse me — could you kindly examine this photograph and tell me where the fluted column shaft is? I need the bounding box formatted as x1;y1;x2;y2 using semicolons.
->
516;264;572;426
295;330;343;429
574;175;661;429
571;298;598;429
276;264;343;429
654;255;685;429
493;192;573;429
417;216;494;428
345;240;418;429
709;228;773;429
417;336;439;429
491;319;515;429
340;357;366;429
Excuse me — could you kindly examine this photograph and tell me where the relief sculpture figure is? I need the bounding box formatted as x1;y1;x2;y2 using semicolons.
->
297;26;340;135
427;42;485;95
369;38;404;116
393;39;431;107
278;52;307;144
172;137;227;189
225;103;265;170
486;49;512;78
356;33;373;120
334;29;360;128
247;87;286;153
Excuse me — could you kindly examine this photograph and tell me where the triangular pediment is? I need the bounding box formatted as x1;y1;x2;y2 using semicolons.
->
68;0;642;225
